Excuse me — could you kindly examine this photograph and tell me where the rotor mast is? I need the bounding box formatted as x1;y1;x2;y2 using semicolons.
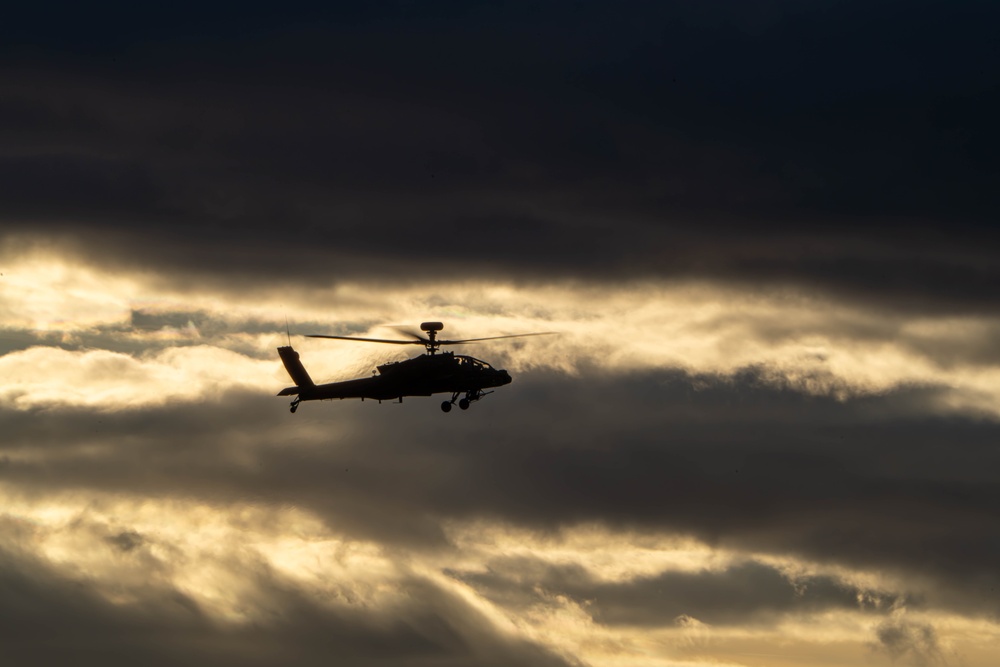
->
420;321;444;355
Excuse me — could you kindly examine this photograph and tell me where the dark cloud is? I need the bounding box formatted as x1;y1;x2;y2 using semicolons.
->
2;1;998;311
3;369;999;616
105;529;144;552
871;615;946;667
451;557;894;627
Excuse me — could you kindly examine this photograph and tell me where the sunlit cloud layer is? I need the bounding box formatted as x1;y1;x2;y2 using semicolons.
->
3;249;999;416
0;345;273;410
1;245;999;665
3;486;998;667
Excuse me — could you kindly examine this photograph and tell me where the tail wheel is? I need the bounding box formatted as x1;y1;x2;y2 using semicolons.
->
459;398;470;410
441;401;452;413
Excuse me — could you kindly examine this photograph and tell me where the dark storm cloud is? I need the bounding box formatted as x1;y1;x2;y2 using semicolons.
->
871;615;946;667
105;529;144;552
450;557;894;627
3;368;999;617
3;1;999;310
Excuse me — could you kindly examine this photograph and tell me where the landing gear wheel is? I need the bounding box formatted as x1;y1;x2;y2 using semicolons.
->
441;401;452;413
290;405;297;413
459;398;470;410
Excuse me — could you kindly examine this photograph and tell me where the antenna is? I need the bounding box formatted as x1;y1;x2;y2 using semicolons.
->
285;315;291;346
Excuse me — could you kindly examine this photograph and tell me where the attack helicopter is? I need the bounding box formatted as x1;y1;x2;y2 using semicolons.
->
277;322;554;413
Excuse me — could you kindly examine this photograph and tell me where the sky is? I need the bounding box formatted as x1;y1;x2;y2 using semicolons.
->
2;1;999;665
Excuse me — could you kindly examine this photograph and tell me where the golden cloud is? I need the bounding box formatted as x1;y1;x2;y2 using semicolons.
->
2;249;999;416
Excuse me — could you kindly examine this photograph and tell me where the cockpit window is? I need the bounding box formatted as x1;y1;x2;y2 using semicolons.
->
457;355;493;370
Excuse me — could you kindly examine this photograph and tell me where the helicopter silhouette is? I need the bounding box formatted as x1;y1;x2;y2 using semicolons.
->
277;322;554;413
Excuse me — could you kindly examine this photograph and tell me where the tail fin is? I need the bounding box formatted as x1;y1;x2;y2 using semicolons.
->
278;346;314;388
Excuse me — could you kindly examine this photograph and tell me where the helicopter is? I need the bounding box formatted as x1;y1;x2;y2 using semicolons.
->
277;322;554;413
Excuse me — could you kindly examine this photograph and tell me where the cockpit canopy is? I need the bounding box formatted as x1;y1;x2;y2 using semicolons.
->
455;355;494;370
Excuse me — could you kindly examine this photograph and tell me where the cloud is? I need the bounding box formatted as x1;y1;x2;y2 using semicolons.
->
451;556;893;627
0;544;574;667
0;345;273;410
2;1;999;312
4;249;1000;624
105;529;144;552
2;368;999;612
4;253;1000;418
0;485;583;667
871;611;947;667
2;3;999;664
1;371;998;664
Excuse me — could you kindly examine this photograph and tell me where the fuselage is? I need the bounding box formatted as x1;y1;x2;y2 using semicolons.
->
277;348;512;403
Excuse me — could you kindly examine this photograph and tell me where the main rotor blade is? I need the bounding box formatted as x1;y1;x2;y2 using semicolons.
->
438;332;559;345
306;334;426;345
385;326;429;342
